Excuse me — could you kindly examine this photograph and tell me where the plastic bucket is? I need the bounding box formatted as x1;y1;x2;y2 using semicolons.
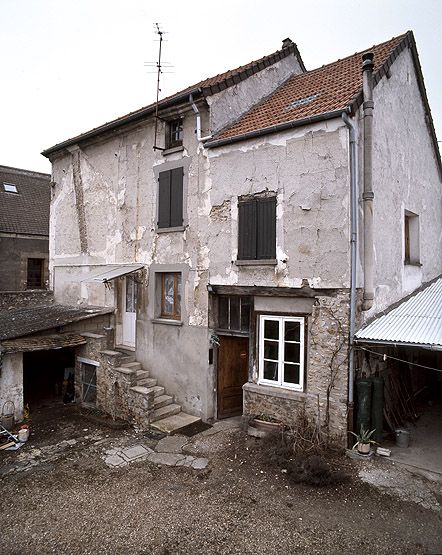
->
395;428;410;448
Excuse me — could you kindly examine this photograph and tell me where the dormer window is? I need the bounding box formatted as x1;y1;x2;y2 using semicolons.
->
3;182;18;193
167;118;183;149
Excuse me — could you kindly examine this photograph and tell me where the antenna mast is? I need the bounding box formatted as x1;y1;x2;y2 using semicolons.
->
153;23;164;151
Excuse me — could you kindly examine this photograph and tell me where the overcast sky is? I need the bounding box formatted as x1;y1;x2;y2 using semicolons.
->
1;0;441;174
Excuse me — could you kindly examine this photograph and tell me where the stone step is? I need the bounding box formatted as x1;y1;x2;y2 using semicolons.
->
136;370;150;379
150;403;181;423
121;361;142;371
145;386;165;398
129;385;151;395
153;394;173;409
138;377;157;388
120;355;136;365
150;412;202;435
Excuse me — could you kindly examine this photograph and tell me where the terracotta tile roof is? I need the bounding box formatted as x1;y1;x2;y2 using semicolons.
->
42;40;303;157
0;165;51;236
210;34;408;143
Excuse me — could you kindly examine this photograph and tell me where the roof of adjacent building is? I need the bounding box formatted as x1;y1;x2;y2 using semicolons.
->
0;165;51;237
0;304;113;341
42;39;303;157
355;276;442;348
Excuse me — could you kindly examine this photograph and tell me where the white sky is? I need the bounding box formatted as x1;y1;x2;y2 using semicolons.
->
1;0;441;174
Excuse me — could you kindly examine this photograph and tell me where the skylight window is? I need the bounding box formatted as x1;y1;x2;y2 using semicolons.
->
286;94;319;111
3;183;18;193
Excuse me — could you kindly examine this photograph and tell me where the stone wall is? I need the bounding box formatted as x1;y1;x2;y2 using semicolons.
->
243;290;350;444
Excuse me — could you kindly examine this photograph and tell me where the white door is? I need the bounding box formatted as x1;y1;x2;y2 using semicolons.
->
122;275;137;348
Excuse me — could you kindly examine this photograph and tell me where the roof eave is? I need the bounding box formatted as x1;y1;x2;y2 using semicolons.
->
204;109;346;149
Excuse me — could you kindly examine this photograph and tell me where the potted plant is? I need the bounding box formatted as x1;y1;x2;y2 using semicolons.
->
251;413;283;433
349;427;377;455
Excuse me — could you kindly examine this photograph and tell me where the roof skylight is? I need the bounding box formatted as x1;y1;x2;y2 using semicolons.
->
3;183;18;193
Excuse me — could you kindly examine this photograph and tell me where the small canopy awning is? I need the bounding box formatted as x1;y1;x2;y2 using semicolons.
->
81;264;144;283
1;333;87;354
355;276;442;349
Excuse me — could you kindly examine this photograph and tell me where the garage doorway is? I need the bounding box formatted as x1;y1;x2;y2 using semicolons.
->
23;348;75;410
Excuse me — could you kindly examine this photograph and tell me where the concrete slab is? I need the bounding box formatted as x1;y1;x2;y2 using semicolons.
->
155;435;189;454
121;445;152;461
191;458;209;470
148;452;186;466
105;454;126;467
175;455;196;467
151;413;201;435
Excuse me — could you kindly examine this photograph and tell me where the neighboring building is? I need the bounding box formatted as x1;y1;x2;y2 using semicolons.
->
0;165;51;291
36;32;441;439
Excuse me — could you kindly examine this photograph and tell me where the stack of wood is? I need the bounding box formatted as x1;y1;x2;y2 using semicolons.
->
383;365;418;432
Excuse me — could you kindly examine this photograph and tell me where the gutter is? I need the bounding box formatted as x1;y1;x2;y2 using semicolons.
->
342;111;358;410
189;94;212;142
204;110;345;149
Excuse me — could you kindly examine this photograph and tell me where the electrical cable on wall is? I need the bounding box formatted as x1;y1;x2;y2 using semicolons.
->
356;345;442;373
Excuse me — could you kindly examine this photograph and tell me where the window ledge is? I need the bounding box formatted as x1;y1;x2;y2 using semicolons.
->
243;381;306;401
404;261;422;267
162;145;184;156
152;318;183;327
235;259;277;266
157;225;186;234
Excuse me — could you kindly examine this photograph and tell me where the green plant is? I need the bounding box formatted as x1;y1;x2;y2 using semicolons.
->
255;413;281;423
348;427;377;449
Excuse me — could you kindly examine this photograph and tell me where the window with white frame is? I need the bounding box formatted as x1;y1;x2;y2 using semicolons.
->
258;315;304;391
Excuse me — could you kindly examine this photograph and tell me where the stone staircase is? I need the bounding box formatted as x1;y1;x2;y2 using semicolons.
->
116;352;201;434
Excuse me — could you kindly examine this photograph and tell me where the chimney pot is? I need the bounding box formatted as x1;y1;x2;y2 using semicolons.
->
362;52;374;72
282;38;293;48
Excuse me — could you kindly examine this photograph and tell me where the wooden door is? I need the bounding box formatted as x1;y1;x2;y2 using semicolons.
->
217;336;249;419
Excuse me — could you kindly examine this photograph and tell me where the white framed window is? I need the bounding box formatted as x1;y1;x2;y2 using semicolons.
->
258;315;305;391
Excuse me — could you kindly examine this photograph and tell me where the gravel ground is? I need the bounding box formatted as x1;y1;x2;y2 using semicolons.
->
1;406;441;555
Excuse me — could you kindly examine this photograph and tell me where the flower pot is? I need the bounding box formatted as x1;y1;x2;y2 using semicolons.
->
357;442;371;455
18;428;30;442
251;418;283;433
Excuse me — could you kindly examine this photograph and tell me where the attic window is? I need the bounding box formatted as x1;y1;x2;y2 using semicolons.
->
3;183;18;193
286;94;319;111
167;118;183;149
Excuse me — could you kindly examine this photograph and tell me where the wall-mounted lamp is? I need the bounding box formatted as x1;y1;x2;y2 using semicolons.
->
207;284;214;293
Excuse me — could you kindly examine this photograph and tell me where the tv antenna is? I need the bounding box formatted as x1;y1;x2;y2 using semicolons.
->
144;23;174;151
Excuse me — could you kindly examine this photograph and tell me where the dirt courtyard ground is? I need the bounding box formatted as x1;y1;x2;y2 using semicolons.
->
1;405;441;555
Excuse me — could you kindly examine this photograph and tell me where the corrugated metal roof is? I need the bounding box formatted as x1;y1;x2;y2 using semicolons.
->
355;277;442;347
81;264;144;283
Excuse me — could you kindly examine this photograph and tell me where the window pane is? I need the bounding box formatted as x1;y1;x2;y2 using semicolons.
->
230;297;240;330
263;360;278;382
163;274;175;314
219;296;229;329
176;275;181;317
82;364;97;404
240;297;251;331
125;277;137;313
27;258;44;288
285;321;300;342
264;319;279;340
284;342;300;363
264;340;279;361
284;363;300;385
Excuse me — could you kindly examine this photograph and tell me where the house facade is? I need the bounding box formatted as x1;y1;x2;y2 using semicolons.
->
0;165;51;291
41;32;442;439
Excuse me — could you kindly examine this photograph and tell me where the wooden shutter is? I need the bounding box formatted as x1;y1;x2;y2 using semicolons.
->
170;168;184;227
257;197;276;259
158;171;171;228
238;201;257;259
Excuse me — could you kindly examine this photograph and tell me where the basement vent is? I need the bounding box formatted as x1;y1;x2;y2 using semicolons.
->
3;182;18;193
286;94;319;111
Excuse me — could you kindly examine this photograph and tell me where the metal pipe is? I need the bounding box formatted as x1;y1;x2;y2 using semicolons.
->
189;94;212;142
342;111;358;407
362;52;375;310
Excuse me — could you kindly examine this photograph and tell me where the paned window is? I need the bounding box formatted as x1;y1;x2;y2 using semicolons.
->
81;363;97;405
158;168;184;229
27;258;44;288
160;273;181;320
167;119;183;148
218;296;251;332
259;315;304;391
238;196;276;260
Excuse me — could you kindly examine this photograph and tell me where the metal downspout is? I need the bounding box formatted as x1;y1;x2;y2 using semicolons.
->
362;52;375;310
189;94;212;142
342;112;358;427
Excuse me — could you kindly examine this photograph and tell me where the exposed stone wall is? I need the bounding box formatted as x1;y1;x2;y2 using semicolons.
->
0;290;54;310
243;291;350;444
0;236;49;292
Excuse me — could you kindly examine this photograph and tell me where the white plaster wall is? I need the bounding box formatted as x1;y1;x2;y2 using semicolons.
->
0;352;23;422
205;119;351;289
208;54;303;134
365;46;442;319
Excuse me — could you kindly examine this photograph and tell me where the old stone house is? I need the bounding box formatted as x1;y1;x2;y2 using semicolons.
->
0;165;51;291
35;31;441;439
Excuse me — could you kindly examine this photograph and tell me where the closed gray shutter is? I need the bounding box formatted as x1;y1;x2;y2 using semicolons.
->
257;197;276;259
238;201;257;259
158;171;171;228
170;168;184;227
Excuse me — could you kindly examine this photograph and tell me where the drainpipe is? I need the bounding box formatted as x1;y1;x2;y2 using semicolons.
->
342;111;358;433
189;94;212;142
362;52;375;311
